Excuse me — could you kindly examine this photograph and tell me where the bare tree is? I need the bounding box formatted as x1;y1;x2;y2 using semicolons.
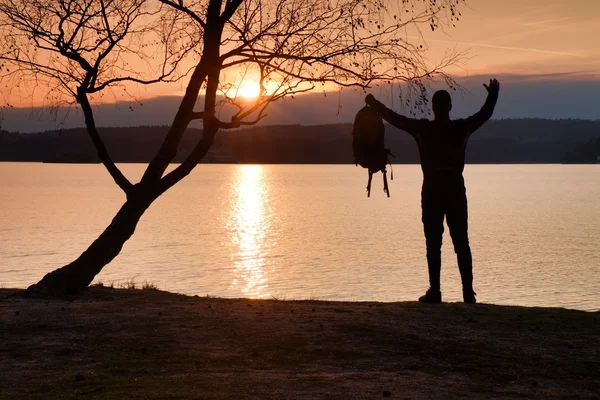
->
0;0;465;296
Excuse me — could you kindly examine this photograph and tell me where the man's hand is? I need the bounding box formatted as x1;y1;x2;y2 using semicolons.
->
483;79;500;96
365;94;376;105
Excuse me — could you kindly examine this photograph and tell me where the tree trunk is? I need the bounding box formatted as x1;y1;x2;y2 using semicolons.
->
25;191;155;297
23;0;226;298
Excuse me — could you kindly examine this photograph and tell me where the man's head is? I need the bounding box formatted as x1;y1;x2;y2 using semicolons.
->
432;90;452;118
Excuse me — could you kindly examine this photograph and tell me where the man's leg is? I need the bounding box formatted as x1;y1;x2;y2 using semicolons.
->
446;184;475;301
421;186;445;292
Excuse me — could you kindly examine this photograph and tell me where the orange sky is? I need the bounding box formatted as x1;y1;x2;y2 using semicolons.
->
2;0;599;108
138;0;600;101
422;0;599;76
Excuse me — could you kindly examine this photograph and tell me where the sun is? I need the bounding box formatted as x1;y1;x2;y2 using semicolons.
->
236;79;261;99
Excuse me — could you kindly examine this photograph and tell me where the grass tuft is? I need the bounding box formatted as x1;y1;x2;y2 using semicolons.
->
119;279;136;290
142;281;159;291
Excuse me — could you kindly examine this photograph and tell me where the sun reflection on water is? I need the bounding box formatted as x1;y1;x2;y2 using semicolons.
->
229;165;271;298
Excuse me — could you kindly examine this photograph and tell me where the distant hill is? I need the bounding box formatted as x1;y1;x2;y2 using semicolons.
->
562;136;600;163
1;119;599;164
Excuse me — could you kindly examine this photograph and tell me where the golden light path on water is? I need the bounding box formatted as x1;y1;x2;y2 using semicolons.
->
229;165;271;298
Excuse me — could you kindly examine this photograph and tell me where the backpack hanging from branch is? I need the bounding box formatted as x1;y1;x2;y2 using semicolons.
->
352;105;394;197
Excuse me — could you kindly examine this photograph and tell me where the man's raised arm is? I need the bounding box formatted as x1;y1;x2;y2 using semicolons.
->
464;79;500;134
365;94;422;136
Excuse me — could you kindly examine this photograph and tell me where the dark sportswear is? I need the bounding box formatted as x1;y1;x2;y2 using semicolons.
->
368;92;498;290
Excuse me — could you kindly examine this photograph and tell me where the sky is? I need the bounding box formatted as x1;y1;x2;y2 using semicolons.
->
421;0;599;76
1;0;599;132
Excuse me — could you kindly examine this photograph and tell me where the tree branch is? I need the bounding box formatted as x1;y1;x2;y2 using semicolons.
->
159;0;206;29
77;89;133;195
190;111;205;120
140;59;208;184
155;136;212;196
220;0;243;24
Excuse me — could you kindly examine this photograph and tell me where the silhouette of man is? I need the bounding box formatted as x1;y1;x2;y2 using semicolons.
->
365;79;499;303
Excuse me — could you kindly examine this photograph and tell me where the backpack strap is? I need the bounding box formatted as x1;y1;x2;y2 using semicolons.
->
386;148;395;181
383;169;390;198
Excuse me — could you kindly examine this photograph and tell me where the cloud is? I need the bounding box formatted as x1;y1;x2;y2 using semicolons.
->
522;16;578;26
426;37;588;58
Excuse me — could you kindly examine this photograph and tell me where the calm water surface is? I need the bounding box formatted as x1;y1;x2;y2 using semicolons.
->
1;163;599;311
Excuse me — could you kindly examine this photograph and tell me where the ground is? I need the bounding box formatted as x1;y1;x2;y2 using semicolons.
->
1;287;599;399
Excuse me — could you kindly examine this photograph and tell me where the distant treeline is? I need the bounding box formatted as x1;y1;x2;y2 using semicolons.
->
1;119;599;164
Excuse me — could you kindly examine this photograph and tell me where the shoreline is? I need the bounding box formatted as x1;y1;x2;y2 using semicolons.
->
3;285;599;313
1;287;598;399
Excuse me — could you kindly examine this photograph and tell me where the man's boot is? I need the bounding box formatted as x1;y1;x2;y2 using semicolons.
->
419;288;442;304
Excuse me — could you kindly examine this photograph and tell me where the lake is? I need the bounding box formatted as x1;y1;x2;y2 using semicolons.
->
1;163;598;311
